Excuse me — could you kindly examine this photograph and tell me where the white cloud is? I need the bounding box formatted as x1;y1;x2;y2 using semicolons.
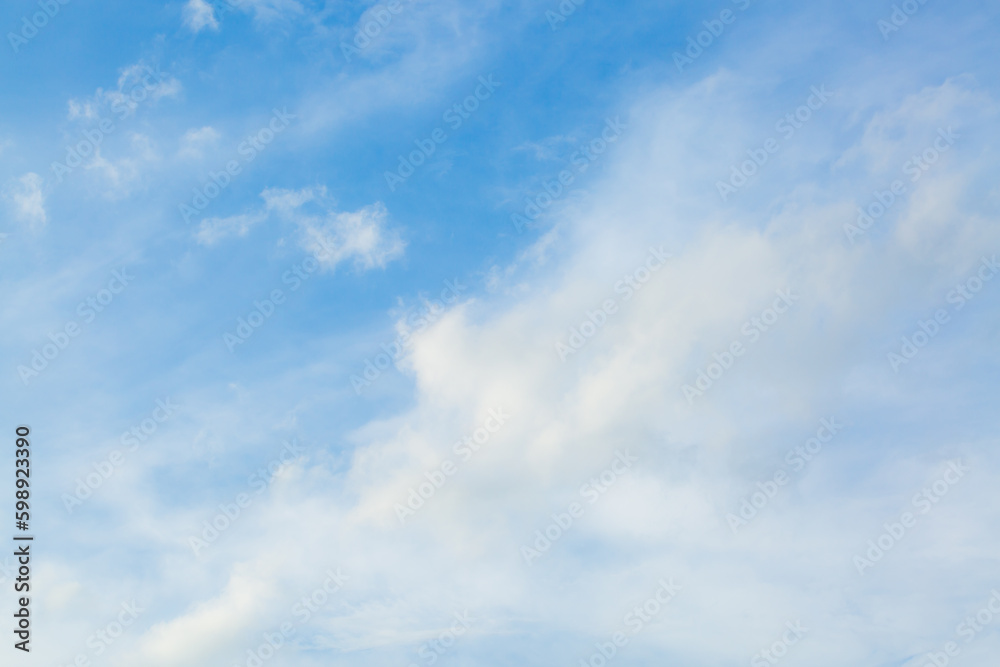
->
193;187;318;247
67;62;182;123
83;134;160;199
53;61;178;199
196;186;406;271
178;126;221;159
183;0;219;33
2;172;47;229
12;9;999;662
109;72;1000;667
296;201;405;271
238;0;306;23
195;211;268;246
134;564;280;665
296;0;505;136
835;75;994;174
191;0;305;29
259;185;319;215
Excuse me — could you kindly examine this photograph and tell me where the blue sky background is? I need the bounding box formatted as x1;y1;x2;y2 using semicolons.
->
2;0;1000;665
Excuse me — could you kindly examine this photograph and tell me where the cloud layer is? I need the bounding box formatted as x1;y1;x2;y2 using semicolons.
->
2;2;999;667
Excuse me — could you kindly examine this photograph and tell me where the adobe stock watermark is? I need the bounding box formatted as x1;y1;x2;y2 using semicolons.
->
17;267;134;385
727;417;846;533
55;601;144;667
877;0;933;40
224;289;287;352
853;460;969;574
546;0;586;30
224;241;372;352
384;75;501;192
351;278;467;394
751;621;808;667
717;85;833;201
180;107;296;224
407;611;474;667
673;0;753;72
521;450;638;565
577;578;681;667
188;438;305;556
918;589;1000;667
231;567;349;667
887;255;997;373
62;398;179;513
395;408;509;523
844;127;957;244
341;0;416;62
511;117;626;234
682;288;798;404
556;246;670;362
7;0;72;53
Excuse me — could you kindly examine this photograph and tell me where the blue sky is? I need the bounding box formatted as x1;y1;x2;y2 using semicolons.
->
2;0;1000;665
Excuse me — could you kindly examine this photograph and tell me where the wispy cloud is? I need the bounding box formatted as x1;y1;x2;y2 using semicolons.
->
2;172;46;229
67;62;181;122
195;211;268;245
183;0;220;33
196;186;405;272
178;126;221;159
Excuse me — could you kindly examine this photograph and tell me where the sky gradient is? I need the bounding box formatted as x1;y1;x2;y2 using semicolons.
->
2;0;1000;666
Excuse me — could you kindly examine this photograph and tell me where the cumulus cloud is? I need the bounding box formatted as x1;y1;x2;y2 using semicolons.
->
113;69;1000;667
